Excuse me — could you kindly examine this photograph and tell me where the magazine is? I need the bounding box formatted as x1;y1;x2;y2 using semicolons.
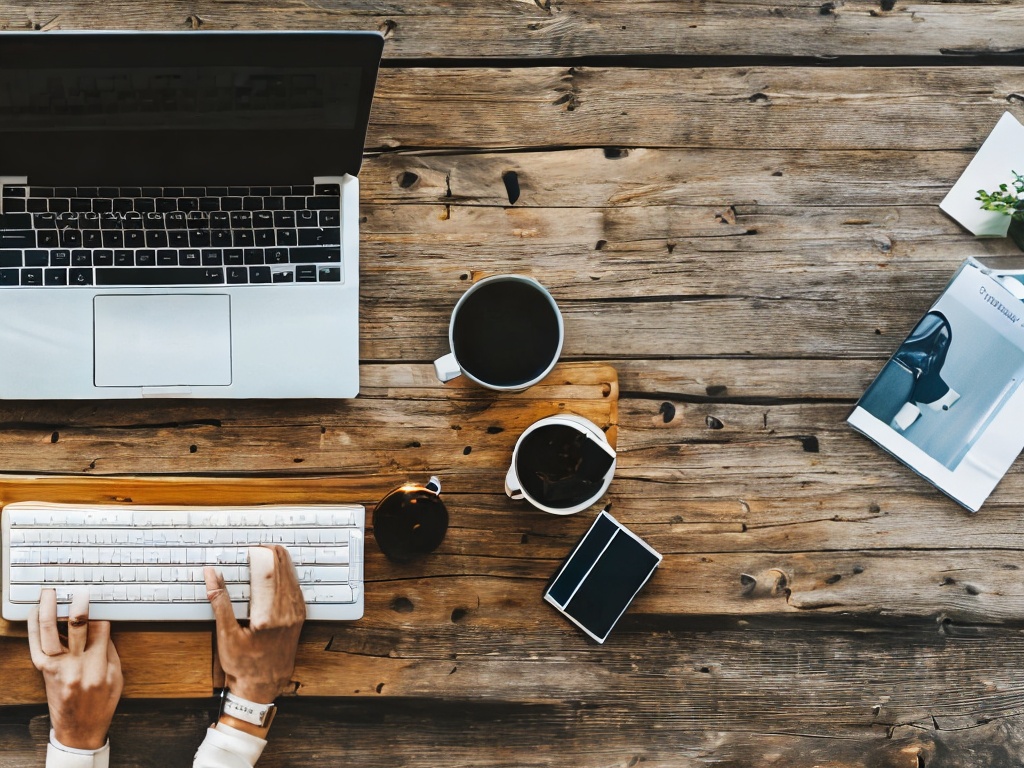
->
848;258;1024;511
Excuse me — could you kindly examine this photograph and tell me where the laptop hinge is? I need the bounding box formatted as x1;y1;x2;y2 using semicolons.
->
0;177;28;215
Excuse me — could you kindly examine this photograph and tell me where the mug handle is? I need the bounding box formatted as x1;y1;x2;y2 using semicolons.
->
505;465;524;500
434;352;462;383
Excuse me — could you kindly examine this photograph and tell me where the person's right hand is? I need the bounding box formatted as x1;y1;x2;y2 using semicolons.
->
204;544;306;705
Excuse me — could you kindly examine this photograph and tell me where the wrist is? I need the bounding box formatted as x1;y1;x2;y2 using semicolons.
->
51;726;109;752
218;689;277;738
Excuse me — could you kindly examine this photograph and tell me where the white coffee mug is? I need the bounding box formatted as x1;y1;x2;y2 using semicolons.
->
434;274;564;392
505;414;616;515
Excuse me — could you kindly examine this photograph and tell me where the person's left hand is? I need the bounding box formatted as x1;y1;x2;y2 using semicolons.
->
27;589;123;750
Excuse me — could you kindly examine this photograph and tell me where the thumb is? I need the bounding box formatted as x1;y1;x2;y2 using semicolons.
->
204;566;240;637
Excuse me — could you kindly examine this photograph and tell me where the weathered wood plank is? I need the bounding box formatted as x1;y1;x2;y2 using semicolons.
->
368;68;1024;152
0;632;212;703
1;1;1023;59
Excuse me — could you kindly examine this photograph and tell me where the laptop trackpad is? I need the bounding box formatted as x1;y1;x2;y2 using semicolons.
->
94;294;232;387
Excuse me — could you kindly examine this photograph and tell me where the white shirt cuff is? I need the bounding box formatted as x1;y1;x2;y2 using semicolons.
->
46;730;110;768
193;723;268;768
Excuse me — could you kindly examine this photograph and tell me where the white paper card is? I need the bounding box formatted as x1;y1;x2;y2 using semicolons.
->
940;112;1024;237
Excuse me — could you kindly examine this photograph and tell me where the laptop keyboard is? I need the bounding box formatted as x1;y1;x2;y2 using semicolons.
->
0;184;343;287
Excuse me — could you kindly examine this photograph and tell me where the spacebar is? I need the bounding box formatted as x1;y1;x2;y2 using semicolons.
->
96;268;224;286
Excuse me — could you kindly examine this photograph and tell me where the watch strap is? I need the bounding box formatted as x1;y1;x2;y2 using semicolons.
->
221;690;276;728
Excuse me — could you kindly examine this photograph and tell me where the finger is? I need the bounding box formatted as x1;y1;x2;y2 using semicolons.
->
204;566;241;640
26;604;47;669
37;589;64;657
86;620;110;655
248;546;278;627
67;589;90;655
273;545;306;622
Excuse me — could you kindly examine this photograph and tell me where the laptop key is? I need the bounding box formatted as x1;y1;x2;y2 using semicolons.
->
272;270;294;283
244;249;263;265
249;266;271;283
114;251;133;267
298;228;340;246
2;186;25;197
318;267;342;282
123;230;146;248
135;251;156;267
45;268;68;286
0;230;34;248
83;231;103;248
224;249;244;265
0;250;21;267
146;231;169;248
70;269;93;286
276;229;297;246
202;249;223;266
296;265;317;282
254;230;274;246
3;198;25;213
157;250;177;266
273;211;296;228
265;248;288;264
314;184;340;196
37;231;59;248
319;210;340;227
232;230;255;247
102;231;124;248
50;251;70;267
0;213;31;229
227;267;248;284
32;213;57;228
94;250;114;267
179;250;201;266
296;210;317;227
168;230;189;247
211;230;232;247
25;250;48;267
95;267;225;286
0;269;18;286
72;250;91;267
307;196;341;210
289;246;341;264
21;269;42;286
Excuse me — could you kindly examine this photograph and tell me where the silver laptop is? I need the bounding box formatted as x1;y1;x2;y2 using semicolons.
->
0;31;383;399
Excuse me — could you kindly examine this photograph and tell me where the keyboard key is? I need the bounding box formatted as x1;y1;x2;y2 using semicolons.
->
314;184;340;196
146;231;169;248
272;270;294;283
123;212;144;229
37;230;59;247
70;268;93;286
48;198;70;213
0;250;21;267
135;250;156;266
2;186;25;197
318;267;342;282
50;250;70;267
93;250;114;266
296;265;317;282
232;230;255;247
319;210;340;227
166;212;187;228
157;250;177;265
277;229;297;246
82;230;103;248
189;229;211;247
210;230;232;247
72;250;91;266
290;246;341;263
114;251;133;266
32;213;57;228
179;250;201;266
168;230;189;247
143;213;165;229
0;269;18;286
101;213;124;229
59;229;83;248
224;249;244;265
243;249;263;265
45;268;68;286
26;198;48;212
227;267;248;284
102;231;124;248
307;196;341;210
274;211;296;228
296;210;318;227
0;213;31;229
264;196;284;210
202;249;223;266
112;198;134;213
25;250;49;267
0;230;34;248
3;198;25;212
298;228;340;246
265;248;288;264
71;198;92;212
254;229;274;246
21;268;42;286
221;197;243;211
249;266;271;283
95;267;224;286
285;196;305;210
123;230;146;248
156;198;177;212
242;197;263;211
230;211;252;228
199;197;220;212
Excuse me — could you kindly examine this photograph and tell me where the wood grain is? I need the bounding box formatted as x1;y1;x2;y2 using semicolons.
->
1;1;1023;58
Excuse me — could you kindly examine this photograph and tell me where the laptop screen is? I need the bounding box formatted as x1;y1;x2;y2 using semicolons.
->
0;32;384;185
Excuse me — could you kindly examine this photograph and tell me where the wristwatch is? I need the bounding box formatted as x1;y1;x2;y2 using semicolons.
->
219;689;277;728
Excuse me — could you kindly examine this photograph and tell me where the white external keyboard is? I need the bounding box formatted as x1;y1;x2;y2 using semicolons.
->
1;501;364;621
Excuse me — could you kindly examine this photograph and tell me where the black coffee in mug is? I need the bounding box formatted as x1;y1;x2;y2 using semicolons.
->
373;479;448;563
452;279;561;388
516;424;616;509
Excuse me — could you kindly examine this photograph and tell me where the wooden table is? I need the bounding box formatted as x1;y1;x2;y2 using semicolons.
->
3;3;1024;766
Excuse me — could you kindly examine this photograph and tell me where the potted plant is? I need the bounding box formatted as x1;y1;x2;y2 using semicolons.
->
977;171;1024;250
